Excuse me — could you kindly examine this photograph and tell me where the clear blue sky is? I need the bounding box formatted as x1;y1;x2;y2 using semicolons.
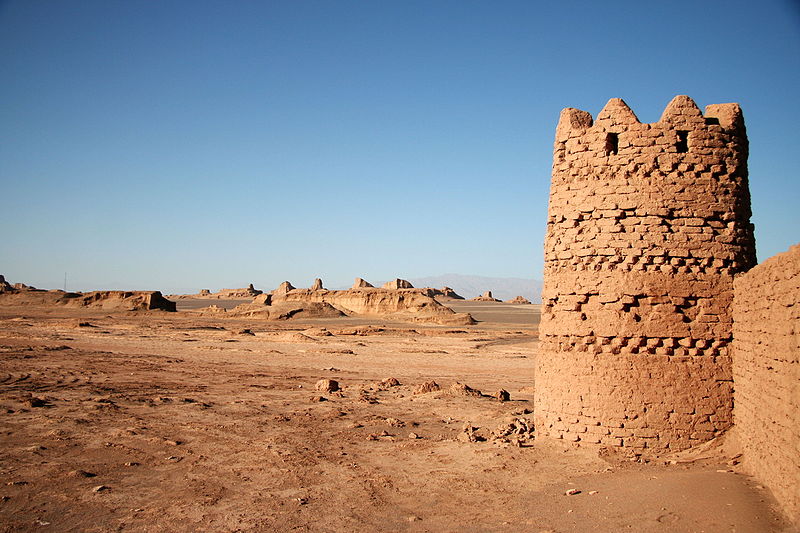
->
1;1;798;293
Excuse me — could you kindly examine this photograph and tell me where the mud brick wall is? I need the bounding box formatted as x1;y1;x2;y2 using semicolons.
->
535;96;756;453
733;244;799;522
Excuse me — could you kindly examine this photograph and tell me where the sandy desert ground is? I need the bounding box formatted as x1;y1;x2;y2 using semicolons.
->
0;300;795;532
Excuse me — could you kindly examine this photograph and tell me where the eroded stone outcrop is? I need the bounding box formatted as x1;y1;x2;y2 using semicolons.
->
65;291;177;312
470;291;500;302
0;275;13;293
174;284;262;299
382;278;414;290
273;281;296;294
506;296;531;304
427;286;464;301
352;278;374;289
233;281;474;324
232;299;345;320
0;280;176;312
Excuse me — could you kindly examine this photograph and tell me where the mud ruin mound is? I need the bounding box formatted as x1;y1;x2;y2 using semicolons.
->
230;279;474;325
506;296;532;304
431;286;464;301
65;291;177;312
310;278;324;291
470;291;501;302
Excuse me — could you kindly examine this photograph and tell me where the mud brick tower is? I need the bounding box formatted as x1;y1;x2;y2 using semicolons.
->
535;95;756;453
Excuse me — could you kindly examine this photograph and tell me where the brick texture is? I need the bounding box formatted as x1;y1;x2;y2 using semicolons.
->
732;244;799;522
535;96;756;453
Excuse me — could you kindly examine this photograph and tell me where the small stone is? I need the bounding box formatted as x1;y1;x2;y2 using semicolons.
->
92;485;109;492
381;377;401;387
310;395;328;402
588;490;598;495
315;379;339;393
565;488;581;495
67;470;96;478
458;424;485;442
408;432;420;439
496;389;510;402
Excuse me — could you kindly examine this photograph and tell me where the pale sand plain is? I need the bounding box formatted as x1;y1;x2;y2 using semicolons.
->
0;300;794;532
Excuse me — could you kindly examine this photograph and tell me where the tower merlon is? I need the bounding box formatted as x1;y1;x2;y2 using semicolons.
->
595;98;640;127
555;108;593;142
659;94;705;125
704;103;745;131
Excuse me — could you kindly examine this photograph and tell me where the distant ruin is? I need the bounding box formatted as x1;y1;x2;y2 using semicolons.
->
536;95;756;452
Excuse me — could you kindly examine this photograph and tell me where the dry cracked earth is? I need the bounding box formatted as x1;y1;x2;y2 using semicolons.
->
0;301;794;532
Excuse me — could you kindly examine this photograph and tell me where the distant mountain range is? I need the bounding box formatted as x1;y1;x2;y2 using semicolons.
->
403;274;543;302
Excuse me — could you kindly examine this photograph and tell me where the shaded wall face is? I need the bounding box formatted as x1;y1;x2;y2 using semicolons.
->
733;245;800;522
535;97;756;453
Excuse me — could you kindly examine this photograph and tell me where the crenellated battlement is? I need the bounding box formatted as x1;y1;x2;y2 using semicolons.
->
554;96;747;175
556;95;745;138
